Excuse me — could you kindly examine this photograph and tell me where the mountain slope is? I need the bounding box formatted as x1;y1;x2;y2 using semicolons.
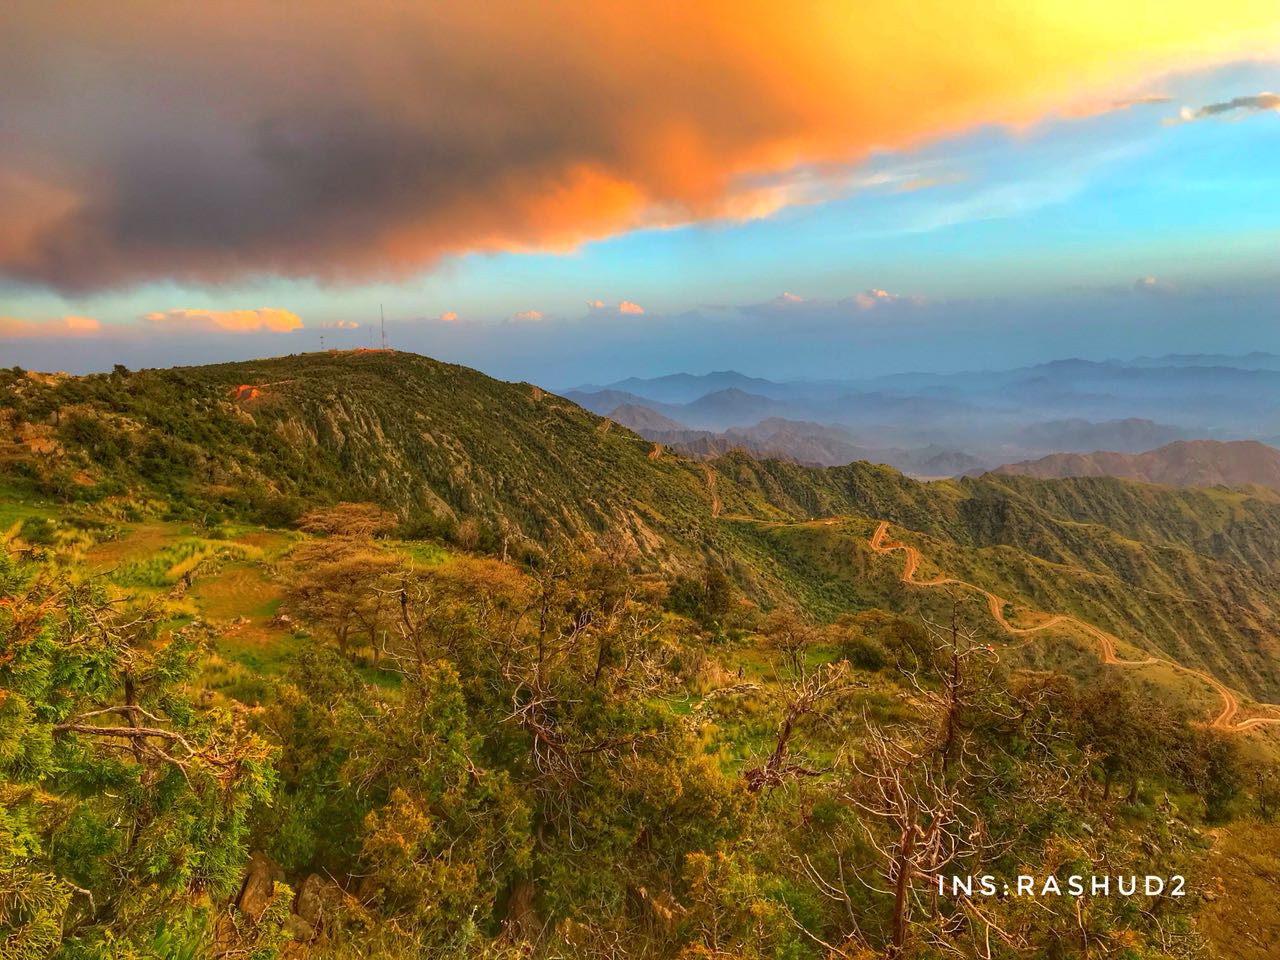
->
715;452;1280;698
0;352;777;557
994;439;1280;489
8;351;1280;700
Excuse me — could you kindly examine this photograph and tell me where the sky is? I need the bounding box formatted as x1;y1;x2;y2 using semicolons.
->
1;2;1279;386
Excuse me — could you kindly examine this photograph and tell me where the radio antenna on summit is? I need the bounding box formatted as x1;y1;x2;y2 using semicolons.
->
380;304;387;350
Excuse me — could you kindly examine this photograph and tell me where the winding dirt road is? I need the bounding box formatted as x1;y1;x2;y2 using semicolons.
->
869;521;1280;733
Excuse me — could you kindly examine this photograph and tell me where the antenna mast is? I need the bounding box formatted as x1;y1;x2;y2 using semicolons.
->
380;304;387;350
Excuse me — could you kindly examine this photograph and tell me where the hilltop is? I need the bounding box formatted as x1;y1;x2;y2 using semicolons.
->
0;351;776;561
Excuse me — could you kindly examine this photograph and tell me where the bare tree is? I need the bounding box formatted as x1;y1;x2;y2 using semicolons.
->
911;600;1012;780
744;662;861;793
799;601;1035;958
846;723;988;958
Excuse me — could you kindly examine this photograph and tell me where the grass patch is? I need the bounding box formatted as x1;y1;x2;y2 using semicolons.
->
110;538;263;588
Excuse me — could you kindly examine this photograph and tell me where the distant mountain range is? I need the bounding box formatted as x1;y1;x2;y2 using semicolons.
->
1012;417;1190;452
607;408;987;477
575;370;784;404
569;354;1280;475
993;439;1280;490
607;403;686;433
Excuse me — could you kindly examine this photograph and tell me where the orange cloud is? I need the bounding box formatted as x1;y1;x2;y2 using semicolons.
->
892;172;969;193
145;308;303;333
439;310;460;323
589;299;645;315
0;314;100;338
1060;93;1173;119
2;2;1278;290
512;309;544;323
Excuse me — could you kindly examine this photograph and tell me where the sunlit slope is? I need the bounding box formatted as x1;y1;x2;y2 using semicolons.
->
0;351;777;557
7;351;1280;700
717;454;1280;699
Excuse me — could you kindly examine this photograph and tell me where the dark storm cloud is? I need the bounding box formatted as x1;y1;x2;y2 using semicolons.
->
1;1;1275;292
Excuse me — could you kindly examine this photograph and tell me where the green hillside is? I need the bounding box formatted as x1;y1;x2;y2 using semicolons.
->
0;352;779;557
4;351;1280;959
718;454;1280;699
7;352;1280;697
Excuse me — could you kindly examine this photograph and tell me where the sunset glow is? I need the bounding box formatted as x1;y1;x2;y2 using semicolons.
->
2;2;1279;380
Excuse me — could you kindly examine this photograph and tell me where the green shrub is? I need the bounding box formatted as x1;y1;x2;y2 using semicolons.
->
841;632;889;672
18;516;57;546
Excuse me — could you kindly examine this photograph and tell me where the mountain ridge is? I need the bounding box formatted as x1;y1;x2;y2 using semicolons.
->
993;439;1280;489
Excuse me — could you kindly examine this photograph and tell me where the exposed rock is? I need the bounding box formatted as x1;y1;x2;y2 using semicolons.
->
283;913;316;941
296;873;344;927
354;872;380;903
236;851;284;919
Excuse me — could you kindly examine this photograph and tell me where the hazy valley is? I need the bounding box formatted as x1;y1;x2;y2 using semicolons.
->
566;355;1280;480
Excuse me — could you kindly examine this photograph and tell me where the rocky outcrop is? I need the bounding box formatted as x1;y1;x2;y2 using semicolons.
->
236;853;339;941
282;913;317;941
236;851;285;919
295;873;345;929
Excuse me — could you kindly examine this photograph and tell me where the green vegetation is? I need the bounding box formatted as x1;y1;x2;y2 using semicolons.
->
3;352;1280;958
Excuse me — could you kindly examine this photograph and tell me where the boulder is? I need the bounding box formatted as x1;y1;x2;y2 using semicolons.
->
236;851;283;919
282;913;317;941
295;873;344;927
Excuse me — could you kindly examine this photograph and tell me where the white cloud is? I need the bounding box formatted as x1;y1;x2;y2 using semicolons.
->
1134;275;1177;295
